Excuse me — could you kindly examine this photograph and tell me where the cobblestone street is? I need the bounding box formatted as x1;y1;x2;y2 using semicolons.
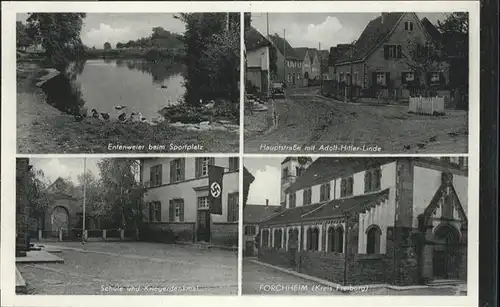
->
244;87;468;154
17;242;238;295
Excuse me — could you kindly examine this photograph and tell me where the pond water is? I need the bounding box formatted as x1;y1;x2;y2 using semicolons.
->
61;59;186;121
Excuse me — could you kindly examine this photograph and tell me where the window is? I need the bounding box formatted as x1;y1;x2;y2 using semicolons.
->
274;229;283;248
148;201;161;222
328;226;344;253
365;168;382;192
320;183;331;202
282;167;289;180
169;199;184;222
354;72;358;85
288;74;292;82
229;157;239;171
289;193;296;208
341;177;354;197
376;72;386;86
405;72;415;82
405;21;414;31
198;197;209;210
430;72;440;83
366;225;382;254
296;166;305;177
170;159;184;183
227;192;239;222
262;229;269;247
340;72;344;82
307;227;319;251
245;225;256;235
150;165;162;187
196;157;213;178
303;188;312;205
384;45;402;59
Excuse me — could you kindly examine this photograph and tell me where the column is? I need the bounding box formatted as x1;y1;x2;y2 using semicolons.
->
298;226;302;251
281;227;286;248
38;230;42;241
268;228;272;248
285;227;289;250
102;229;107;240
260;228;264;247
318;225;323;251
303;226;308;251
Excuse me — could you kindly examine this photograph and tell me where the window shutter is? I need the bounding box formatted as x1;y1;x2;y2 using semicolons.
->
439;72;445;85
169;160;175;183
397;45;402;58
383;45;389;59
158;165;162;185
150;167;155;185
180;158;185;180
385;72;390;87
371;72;377;87
148;202;153;221
209;157;215;168
195;158;200;178
169;200;174;222
179;199;184;222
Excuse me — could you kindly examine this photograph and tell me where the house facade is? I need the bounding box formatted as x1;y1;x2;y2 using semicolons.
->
245;27;272;95
269;34;303;87
258;157;468;286
280;157;313;206
243;201;282;257
333;13;449;101
141;157;240;246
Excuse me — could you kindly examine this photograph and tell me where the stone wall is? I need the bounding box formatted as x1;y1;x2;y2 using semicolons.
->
258;247;293;269
211;222;238;247
348;254;392;284
299;251;345;284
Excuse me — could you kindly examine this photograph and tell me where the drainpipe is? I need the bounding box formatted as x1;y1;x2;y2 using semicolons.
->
343;211;349;286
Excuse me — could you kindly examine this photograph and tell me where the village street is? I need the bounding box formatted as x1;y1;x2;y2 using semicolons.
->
244;87;468;154
17;241;238;295
242;260;465;296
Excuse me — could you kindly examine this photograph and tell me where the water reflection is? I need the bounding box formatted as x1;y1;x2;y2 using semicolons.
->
41;59;186;120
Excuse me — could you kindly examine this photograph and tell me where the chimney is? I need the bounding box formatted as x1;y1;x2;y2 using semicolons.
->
266;199;269;206
381;13;389;24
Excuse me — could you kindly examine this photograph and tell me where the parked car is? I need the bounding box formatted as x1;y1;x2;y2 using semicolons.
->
270;82;285;99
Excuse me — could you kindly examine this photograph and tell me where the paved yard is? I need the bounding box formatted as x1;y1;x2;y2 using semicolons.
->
17;241;237;295
242;259;465;296
245;87;468;154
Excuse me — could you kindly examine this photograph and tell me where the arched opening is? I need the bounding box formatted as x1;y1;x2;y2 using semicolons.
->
335;226;344;253
307;227;319;251
50;206;69;233
327;227;335;252
433;224;461;279
274;229;283;249
366;225;382;254
288;228;299;250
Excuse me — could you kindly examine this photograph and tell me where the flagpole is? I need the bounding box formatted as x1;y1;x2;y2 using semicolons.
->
82;157;86;240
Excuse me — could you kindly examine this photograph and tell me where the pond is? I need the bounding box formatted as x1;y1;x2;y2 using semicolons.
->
47;59;186;121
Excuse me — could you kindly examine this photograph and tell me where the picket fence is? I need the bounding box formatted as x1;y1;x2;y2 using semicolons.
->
408;96;445;115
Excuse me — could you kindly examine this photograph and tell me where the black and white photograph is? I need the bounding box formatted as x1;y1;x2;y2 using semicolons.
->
14;157;240;295
244;12;469;154
16;13;240;154
242;156;468;295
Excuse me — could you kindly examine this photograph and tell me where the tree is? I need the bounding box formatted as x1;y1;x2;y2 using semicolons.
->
97;159;148;229
400;38;446;96
116;42;124;49
16;21;33;50
76;171;110;226
437;13;469;109
103;42;112;50
25;13;86;70
24;169;50;227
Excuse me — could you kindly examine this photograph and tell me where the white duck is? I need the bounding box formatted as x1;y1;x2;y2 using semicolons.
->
115;105;127;111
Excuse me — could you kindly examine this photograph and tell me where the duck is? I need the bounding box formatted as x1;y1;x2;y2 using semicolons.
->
100;113;110;120
161;85;168;89
115;105;127;110
91;109;99;119
129;112;138;121
74;114;85;122
118;112;127;121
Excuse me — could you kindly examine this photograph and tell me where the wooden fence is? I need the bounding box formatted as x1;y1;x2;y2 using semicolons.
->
409;96;445;115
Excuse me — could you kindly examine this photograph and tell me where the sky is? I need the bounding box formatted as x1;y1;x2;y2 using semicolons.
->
16;13;185;48
30;158;102;185
245;156;319;206
250;12;447;49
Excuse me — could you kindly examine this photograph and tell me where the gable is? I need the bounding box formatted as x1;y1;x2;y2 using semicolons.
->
422;178;467;226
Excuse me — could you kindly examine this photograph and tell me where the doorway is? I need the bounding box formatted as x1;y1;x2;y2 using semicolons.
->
197;209;211;243
432;224;461;279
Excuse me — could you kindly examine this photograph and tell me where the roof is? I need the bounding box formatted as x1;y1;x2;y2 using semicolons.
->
286;157;396;193
244;204;283;223
261;189;389;225
336;12;405;64
302;189;390;221
245;26;272;51
420;17;442;42
294;47;310;61
268;34;301;60
328;44;352;66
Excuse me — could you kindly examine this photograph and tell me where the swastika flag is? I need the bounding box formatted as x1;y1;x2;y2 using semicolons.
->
208;165;224;215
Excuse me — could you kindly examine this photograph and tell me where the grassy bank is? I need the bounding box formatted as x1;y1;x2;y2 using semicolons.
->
84;48;185;62
16;63;239;153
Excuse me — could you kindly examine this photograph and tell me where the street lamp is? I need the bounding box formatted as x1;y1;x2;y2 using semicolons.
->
348;40;357;102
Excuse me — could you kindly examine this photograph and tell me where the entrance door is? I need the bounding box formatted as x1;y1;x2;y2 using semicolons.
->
51;206;69;233
261;70;269;96
245;241;254;257
432;225;460;279
197;209;211;243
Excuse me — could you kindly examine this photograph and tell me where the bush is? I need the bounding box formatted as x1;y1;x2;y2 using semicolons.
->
138;225;177;243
